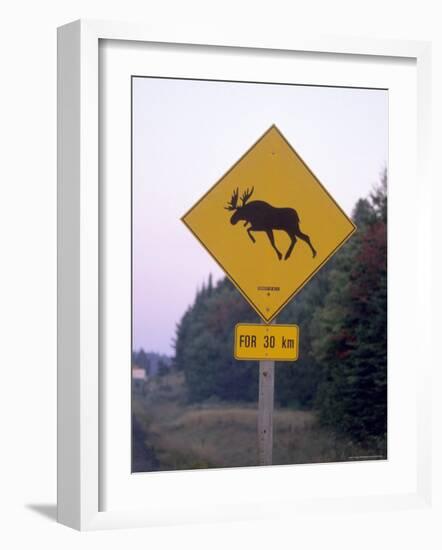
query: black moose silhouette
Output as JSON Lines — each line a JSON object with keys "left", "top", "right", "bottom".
{"left": 225, "top": 187, "right": 317, "bottom": 261}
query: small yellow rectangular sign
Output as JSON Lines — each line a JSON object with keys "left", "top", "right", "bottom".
{"left": 234, "top": 324, "right": 299, "bottom": 361}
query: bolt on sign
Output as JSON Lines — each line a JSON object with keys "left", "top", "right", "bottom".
{"left": 182, "top": 125, "right": 356, "bottom": 323}
{"left": 234, "top": 324, "right": 299, "bottom": 362}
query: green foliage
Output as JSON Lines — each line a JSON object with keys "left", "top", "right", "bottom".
{"left": 274, "top": 265, "right": 332, "bottom": 409}
{"left": 157, "top": 360, "right": 169, "bottom": 377}
{"left": 174, "top": 278, "right": 260, "bottom": 402}
{"left": 312, "top": 175, "right": 387, "bottom": 443}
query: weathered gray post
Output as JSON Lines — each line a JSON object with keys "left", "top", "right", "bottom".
{"left": 258, "top": 320, "right": 275, "bottom": 466}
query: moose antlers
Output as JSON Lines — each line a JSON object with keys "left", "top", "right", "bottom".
{"left": 225, "top": 187, "right": 254, "bottom": 210}
{"left": 240, "top": 187, "right": 254, "bottom": 205}
{"left": 225, "top": 188, "right": 239, "bottom": 211}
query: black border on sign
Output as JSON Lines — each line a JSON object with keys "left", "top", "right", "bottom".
{"left": 179, "top": 121, "right": 357, "bottom": 323}
{"left": 234, "top": 323, "right": 300, "bottom": 362}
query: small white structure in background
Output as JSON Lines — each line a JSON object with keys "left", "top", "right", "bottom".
{"left": 132, "top": 366, "right": 147, "bottom": 393}
{"left": 132, "top": 367, "right": 146, "bottom": 381}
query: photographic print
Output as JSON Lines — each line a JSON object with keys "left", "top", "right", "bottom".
{"left": 131, "top": 76, "right": 388, "bottom": 472}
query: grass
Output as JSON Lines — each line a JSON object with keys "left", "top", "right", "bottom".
{"left": 133, "top": 370, "right": 384, "bottom": 472}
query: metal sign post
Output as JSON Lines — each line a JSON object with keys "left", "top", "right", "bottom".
{"left": 258, "top": 356, "right": 275, "bottom": 466}
{"left": 257, "top": 319, "right": 275, "bottom": 466}
{"left": 234, "top": 319, "right": 297, "bottom": 465}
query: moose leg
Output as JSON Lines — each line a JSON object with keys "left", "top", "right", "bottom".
{"left": 284, "top": 234, "right": 297, "bottom": 260}
{"left": 296, "top": 229, "right": 317, "bottom": 258}
{"left": 247, "top": 227, "right": 256, "bottom": 243}
{"left": 266, "top": 230, "right": 282, "bottom": 260}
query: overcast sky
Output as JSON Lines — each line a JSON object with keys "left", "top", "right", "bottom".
{"left": 132, "top": 77, "right": 388, "bottom": 355}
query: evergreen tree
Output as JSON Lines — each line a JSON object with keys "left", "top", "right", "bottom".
{"left": 312, "top": 175, "right": 387, "bottom": 444}
{"left": 174, "top": 278, "right": 260, "bottom": 402}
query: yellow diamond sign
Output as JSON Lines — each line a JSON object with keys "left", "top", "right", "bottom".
{"left": 182, "top": 125, "right": 356, "bottom": 322}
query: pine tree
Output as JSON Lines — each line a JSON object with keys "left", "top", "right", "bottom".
{"left": 312, "top": 176, "right": 387, "bottom": 445}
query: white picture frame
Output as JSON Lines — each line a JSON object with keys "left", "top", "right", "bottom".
{"left": 57, "top": 19, "right": 432, "bottom": 531}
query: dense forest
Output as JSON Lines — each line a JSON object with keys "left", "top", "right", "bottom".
{"left": 173, "top": 173, "right": 387, "bottom": 449}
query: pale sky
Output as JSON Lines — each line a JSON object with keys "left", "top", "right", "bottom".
{"left": 132, "top": 77, "right": 388, "bottom": 355}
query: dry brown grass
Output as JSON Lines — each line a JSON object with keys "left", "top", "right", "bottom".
{"left": 134, "top": 371, "right": 381, "bottom": 471}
